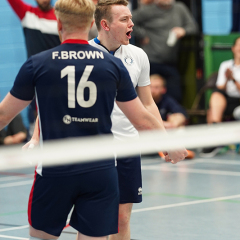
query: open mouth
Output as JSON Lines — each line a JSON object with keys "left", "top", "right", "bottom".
{"left": 126, "top": 31, "right": 132, "bottom": 39}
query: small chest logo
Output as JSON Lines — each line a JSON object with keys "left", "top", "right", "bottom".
{"left": 124, "top": 56, "right": 134, "bottom": 65}
{"left": 138, "top": 187, "right": 142, "bottom": 195}
{"left": 63, "top": 115, "right": 72, "bottom": 124}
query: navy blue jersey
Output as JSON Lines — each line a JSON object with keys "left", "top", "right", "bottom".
{"left": 10, "top": 39, "right": 137, "bottom": 176}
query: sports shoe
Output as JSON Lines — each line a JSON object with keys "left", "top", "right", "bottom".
{"left": 199, "top": 146, "right": 223, "bottom": 158}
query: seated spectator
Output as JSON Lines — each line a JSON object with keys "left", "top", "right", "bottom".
{"left": 0, "top": 114, "right": 27, "bottom": 146}
{"left": 150, "top": 74, "right": 188, "bottom": 128}
{"left": 201, "top": 37, "right": 240, "bottom": 157}
{"left": 150, "top": 74, "right": 195, "bottom": 159}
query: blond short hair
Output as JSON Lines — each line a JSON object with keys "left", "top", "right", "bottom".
{"left": 55, "top": 0, "right": 95, "bottom": 32}
{"left": 95, "top": 0, "right": 129, "bottom": 30}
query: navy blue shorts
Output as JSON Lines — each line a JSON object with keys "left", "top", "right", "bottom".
{"left": 116, "top": 155, "right": 142, "bottom": 204}
{"left": 28, "top": 167, "right": 119, "bottom": 237}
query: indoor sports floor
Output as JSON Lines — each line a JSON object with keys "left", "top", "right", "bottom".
{"left": 1, "top": 151, "right": 240, "bottom": 240}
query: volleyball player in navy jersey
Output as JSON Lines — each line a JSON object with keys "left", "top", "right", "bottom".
{"left": 0, "top": 0, "right": 187, "bottom": 239}
{"left": 23, "top": 1, "right": 188, "bottom": 239}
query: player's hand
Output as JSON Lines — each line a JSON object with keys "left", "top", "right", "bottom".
{"left": 163, "top": 149, "right": 188, "bottom": 164}
{"left": 22, "top": 138, "right": 39, "bottom": 151}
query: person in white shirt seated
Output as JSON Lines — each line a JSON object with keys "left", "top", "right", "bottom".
{"left": 201, "top": 37, "right": 240, "bottom": 157}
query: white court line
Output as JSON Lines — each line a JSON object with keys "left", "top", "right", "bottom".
{"left": 132, "top": 194, "right": 240, "bottom": 213}
{"left": 0, "top": 175, "right": 33, "bottom": 183}
{"left": 194, "top": 158, "right": 240, "bottom": 165}
{"left": 0, "top": 235, "right": 28, "bottom": 240}
{"left": 0, "top": 180, "right": 33, "bottom": 189}
{"left": 0, "top": 176, "right": 24, "bottom": 182}
{"left": 141, "top": 158, "right": 207, "bottom": 169}
{"left": 141, "top": 165, "right": 240, "bottom": 176}
{"left": 0, "top": 225, "right": 28, "bottom": 233}
{"left": 143, "top": 157, "right": 240, "bottom": 166}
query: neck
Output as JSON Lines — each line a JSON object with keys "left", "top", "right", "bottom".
{"left": 61, "top": 32, "right": 89, "bottom": 43}
{"left": 98, "top": 32, "right": 121, "bottom": 52}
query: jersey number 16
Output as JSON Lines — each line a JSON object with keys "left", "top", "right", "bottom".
{"left": 61, "top": 65, "right": 97, "bottom": 108}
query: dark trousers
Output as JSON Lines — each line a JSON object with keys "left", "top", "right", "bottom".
{"left": 150, "top": 62, "right": 182, "bottom": 103}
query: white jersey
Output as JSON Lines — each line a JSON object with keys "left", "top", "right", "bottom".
{"left": 89, "top": 38, "right": 150, "bottom": 140}
{"left": 216, "top": 59, "right": 240, "bottom": 98}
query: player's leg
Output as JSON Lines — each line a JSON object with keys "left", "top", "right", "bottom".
{"left": 109, "top": 203, "right": 133, "bottom": 240}
{"left": 109, "top": 156, "right": 142, "bottom": 240}
{"left": 29, "top": 227, "right": 58, "bottom": 239}
{"left": 77, "top": 232, "right": 107, "bottom": 240}
{"left": 28, "top": 172, "right": 78, "bottom": 239}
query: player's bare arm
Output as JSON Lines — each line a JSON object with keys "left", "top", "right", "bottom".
{"left": 0, "top": 93, "right": 31, "bottom": 130}
{"left": 136, "top": 85, "right": 165, "bottom": 128}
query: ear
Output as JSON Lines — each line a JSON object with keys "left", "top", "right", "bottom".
{"left": 57, "top": 18, "right": 62, "bottom": 32}
{"left": 100, "top": 19, "right": 110, "bottom": 31}
{"left": 57, "top": 18, "right": 63, "bottom": 42}
{"left": 90, "top": 19, "right": 95, "bottom": 29}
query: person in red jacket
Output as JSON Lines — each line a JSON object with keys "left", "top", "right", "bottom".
{"left": 6, "top": 0, "right": 61, "bottom": 137}
{"left": 7, "top": 0, "right": 61, "bottom": 57}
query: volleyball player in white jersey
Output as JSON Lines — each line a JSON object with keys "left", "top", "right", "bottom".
{"left": 88, "top": 1, "right": 187, "bottom": 239}
{"left": 25, "top": 0, "right": 187, "bottom": 239}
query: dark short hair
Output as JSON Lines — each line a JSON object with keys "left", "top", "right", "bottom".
{"left": 95, "top": 0, "right": 129, "bottom": 30}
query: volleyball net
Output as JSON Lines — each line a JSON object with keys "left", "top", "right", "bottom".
{"left": 0, "top": 121, "right": 240, "bottom": 171}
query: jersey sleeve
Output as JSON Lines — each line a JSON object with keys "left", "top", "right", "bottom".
{"left": 116, "top": 60, "right": 137, "bottom": 102}
{"left": 137, "top": 49, "right": 151, "bottom": 87}
{"left": 216, "top": 61, "right": 229, "bottom": 87}
{"left": 7, "top": 0, "right": 31, "bottom": 20}
{"left": 10, "top": 57, "right": 35, "bottom": 101}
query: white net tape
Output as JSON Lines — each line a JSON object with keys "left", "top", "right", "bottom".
{"left": 0, "top": 121, "right": 240, "bottom": 171}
